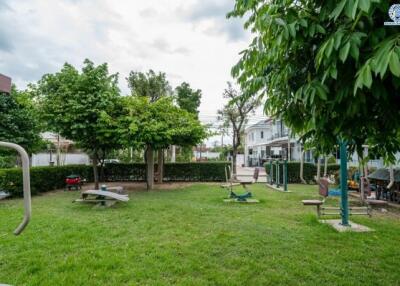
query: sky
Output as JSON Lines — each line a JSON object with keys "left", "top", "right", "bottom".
{"left": 0, "top": 0, "right": 266, "bottom": 145}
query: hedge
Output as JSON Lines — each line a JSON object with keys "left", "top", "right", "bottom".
{"left": 264, "top": 162, "right": 340, "bottom": 183}
{"left": 0, "top": 165, "right": 93, "bottom": 197}
{"left": 0, "top": 162, "right": 230, "bottom": 197}
{"left": 103, "top": 162, "right": 230, "bottom": 182}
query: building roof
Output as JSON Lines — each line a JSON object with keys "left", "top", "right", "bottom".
{"left": 244, "top": 118, "right": 272, "bottom": 132}
{"left": 0, "top": 74, "right": 11, "bottom": 94}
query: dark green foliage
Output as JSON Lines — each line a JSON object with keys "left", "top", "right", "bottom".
{"left": 230, "top": 1, "right": 400, "bottom": 161}
{"left": 264, "top": 162, "right": 340, "bottom": 183}
{"left": 0, "top": 87, "right": 43, "bottom": 154}
{"left": 0, "top": 165, "right": 93, "bottom": 197}
{"left": 175, "top": 82, "right": 202, "bottom": 116}
{"left": 163, "top": 162, "right": 230, "bottom": 182}
{"left": 103, "top": 163, "right": 146, "bottom": 181}
{"left": 127, "top": 69, "right": 171, "bottom": 102}
{"left": 0, "top": 162, "right": 229, "bottom": 197}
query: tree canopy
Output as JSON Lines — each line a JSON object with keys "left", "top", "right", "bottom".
{"left": 38, "top": 59, "right": 124, "bottom": 188}
{"left": 0, "top": 85, "right": 43, "bottom": 155}
{"left": 229, "top": 1, "right": 400, "bottom": 161}
{"left": 123, "top": 96, "right": 206, "bottom": 150}
{"left": 127, "top": 70, "right": 172, "bottom": 102}
{"left": 175, "top": 82, "right": 202, "bottom": 116}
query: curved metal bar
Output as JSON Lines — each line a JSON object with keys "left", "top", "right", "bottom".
{"left": 0, "top": 142, "right": 31, "bottom": 235}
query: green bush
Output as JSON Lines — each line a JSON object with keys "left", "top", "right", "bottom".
{"left": 0, "top": 165, "right": 93, "bottom": 197}
{"left": 0, "top": 162, "right": 230, "bottom": 197}
{"left": 103, "top": 163, "right": 146, "bottom": 181}
{"left": 163, "top": 162, "right": 230, "bottom": 182}
{"left": 264, "top": 162, "right": 340, "bottom": 184}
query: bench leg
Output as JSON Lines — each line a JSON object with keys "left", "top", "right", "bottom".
{"left": 317, "top": 205, "right": 321, "bottom": 218}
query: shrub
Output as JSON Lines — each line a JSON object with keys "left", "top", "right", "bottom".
{"left": 264, "top": 162, "right": 340, "bottom": 184}
{"left": 0, "top": 165, "right": 93, "bottom": 197}
{"left": 0, "top": 162, "right": 230, "bottom": 197}
{"left": 163, "top": 162, "right": 230, "bottom": 182}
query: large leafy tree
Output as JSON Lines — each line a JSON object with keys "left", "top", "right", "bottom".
{"left": 126, "top": 69, "right": 172, "bottom": 174}
{"left": 38, "top": 59, "right": 124, "bottom": 189}
{"left": 0, "top": 85, "right": 44, "bottom": 158}
{"left": 175, "top": 82, "right": 202, "bottom": 116}
{"left": 218, "top": 82, "right": 259, "bottom": 177}
{"left": 123, "top": 96, "right": 206, "bottom": 190}
{"left": 229, "top": 1, "right": 400, "bottom": 161}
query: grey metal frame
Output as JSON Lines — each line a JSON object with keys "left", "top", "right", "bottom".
{"left": 0, "top": 142, "right": 31, "bottom": 235}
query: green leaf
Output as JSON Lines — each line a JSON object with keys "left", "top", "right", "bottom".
{"left": 275, "top": 18, "right": 286, "bottom": 26}
{"left": 362, "top": 65, "right": 372, "bottom": 88}
{"left": 330, "top": 0, "right": 347, "bottom": 20}
{"left": 288, "top": 22, "right": 296, "bottom": 37}
{"left": 339, "top": 42, "right": 351, "bottom": 62}
{"left": 325, "top": 39, "right": 334, "bottom": 58}
{"left": 345, "top": 0, "right": 359, "bottom": 19}
{"left": 389, "top": 51, "right": 400, "bottom": 77}
{"left": 349, "top": 43, "right": 360, "bottom": 61}
{"left": 358, "top": 0, "right": 371, "bottom": 12}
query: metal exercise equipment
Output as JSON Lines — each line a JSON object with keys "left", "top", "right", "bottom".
{"left": 0, "top": 142, "right": 32, "bottom": 235}
{"left": 266, "top": 159, "right": 288, "bottom": 192}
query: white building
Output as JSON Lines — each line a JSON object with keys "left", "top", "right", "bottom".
{"left": 31, "top": 132, "right": 90, "bottom": 167}
{"left": 244, "top": 119, "right": 399, "bottom": 168}
{"left": 244, "top": 119, "right": 311, "bottom": 167}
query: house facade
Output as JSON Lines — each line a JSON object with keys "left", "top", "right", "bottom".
{"left": 244, "top": 119, "right": 400, "bottom": 168}
{"left": 244, "top": 119, "right": 313, "bottom": 167}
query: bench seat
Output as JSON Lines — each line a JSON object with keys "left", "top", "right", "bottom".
{"left": 302, "top": 199, "right": 324, "bottom": 206}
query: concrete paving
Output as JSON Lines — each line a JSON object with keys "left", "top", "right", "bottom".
{"left": 236, "top": 166, "right": 267, "bottom": 183}
{"left": 320, "top": 219, "right": 374, "bottom": 232}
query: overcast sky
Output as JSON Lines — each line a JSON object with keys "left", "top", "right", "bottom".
{"left": 0, "top": 0, "right": 266, "bottom": 145}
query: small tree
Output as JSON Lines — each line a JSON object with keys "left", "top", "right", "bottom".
{"left": 218, "top": 82, "right": 259, "bottom": 177}
{"left": 38, "top": 59, "right": 124, "bottom": 189}
{"left": 175, "top": 82, "right": 202, "bottom": 117}
{"left": 123, "top": 97, "right": 206, "bottom": 190}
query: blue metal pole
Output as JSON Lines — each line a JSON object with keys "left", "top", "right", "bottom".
{"left": 340, "top": 141, "right": 350, "bottom": 226}
{"left": 284, "top": 159, "right": 288, "bottom": 192}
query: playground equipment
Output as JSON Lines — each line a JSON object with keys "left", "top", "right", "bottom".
{"left": 0, "top": 142, "right": 32, "bottom": 235}
{"left": 74, "top": 185, "right": 129, "bottom": 207}
{"left": 314, "top": 156, "right": 342, "bottom": 196}
{"left": 266, "top": 159, "right": 288, "bottom": 192}
{"left": 303, "top": 177, "right": 371, "bottom": 217}
{"left": 220, "top": 165, "right": 259, "bottom": 203}
{"left": 302, "top": 141, "right": 371, "bottom": 227}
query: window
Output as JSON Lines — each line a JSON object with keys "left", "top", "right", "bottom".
{"left": 261, "top": 131, "right": 264, "bottom": 139}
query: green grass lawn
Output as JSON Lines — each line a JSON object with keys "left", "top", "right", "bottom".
{"left": 1, "top": 183, "right": 400, "bottom": 286}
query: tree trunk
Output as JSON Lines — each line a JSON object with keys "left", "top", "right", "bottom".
{"left": 171, "top": 145, "right": 176, "bottom": 163}
{"left": 146, "top": 145, "right": 154, "bottom": 190}
{"left": 92, "top": 153, "right": 99, "bottom": 190}
{"left": 157, "top": 149, "right": 164, "bottom": 183}
{"left": 232, "top": 148, "right": 237, "bottom": 178}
